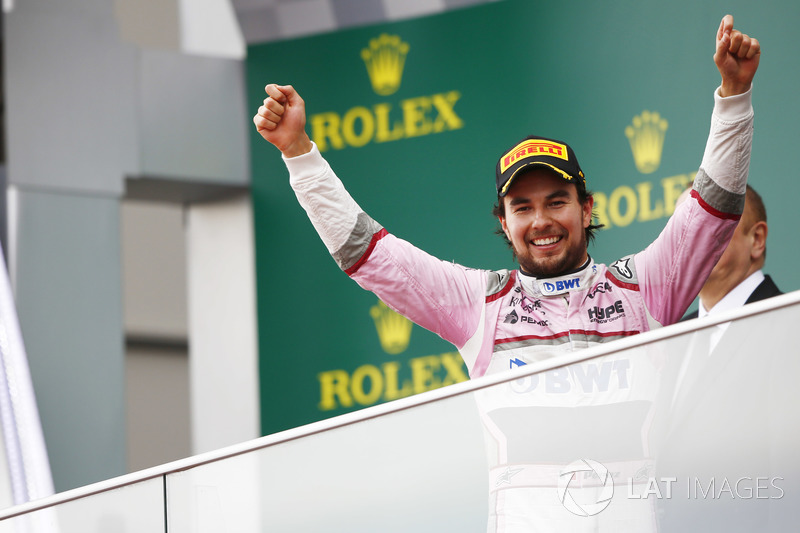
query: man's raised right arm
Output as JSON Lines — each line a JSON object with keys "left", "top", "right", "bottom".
{"left": 254, "top": 83, "right": 374, "bottom": 266}
{"left": 253, "top": 84, "right": 487, "bottom": 361}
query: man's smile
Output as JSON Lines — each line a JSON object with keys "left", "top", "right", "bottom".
{"left": 532, "top": 236, "right": 563, "bottom": 246}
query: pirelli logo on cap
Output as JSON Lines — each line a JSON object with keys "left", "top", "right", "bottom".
{"left": 500, "top": 140, "right": 569, "bottom": 173}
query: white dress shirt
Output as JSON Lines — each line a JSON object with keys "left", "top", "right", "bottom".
{"left": 698, "top": 269, "right": 764, "bottom": 352}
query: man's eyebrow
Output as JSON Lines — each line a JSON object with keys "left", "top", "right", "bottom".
{"left": 508, "top": 189, "right": 571, "bottom": 206}
{"left": 546, "top": 189, "right": 571, "bottom": 200}
{"left": 508, "top": 196, "right": 530, "bottom": 206}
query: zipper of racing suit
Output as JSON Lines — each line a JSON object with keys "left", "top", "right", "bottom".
{"left": 563, "top": 294, "right": 572, "bottom": 349}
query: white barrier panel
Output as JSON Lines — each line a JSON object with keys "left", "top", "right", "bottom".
{"left": 0, "top": 477, "right": 162, "bottom": 533}
{"left": 0, "top": 292, "right": 798, "bottom": 532}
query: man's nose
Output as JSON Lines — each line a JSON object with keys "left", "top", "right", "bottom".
{"left": 528, "top": 209, "right": 552, "bottom": 231}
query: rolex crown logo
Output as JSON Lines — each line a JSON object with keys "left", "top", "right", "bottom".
{"left": 370, "top": 299, "right": 412, "bottom": 354}
{"left": 361, "top": 34, "right": 409, "bottom": 96}
{"left": 625, "top": 111, "right": 668, "bottom": 174}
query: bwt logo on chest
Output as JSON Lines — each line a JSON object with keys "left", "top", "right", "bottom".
{"left": 542, "top": 278, "right": 580, "bottom": 294}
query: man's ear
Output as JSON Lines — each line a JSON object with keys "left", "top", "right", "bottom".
{"left": 583, "top": 195, "right": 595, "bottom": 228}
{"left": 499, "top": 215, "right": 510, "bottom": 241}
{"left": 750, "top": 220, "right": 767, "bottom": 262}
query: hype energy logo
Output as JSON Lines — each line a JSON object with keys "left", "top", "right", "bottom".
{"left": 558, "top": 459, "right": 614, "bottom": 516}
{"left": 309, "top": 34, "right": 464, "bottom": 152}
{"left": 592, "top": 109, "right": 696, "bottom": 230}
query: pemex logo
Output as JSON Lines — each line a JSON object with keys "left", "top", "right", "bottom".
{"left": 361, "top": 34, "right": 410, "bottom": 96}
{"left": 558, "top": 459, "right": 614, "bottom": 516}
{"left": 625, "top": 111, "right": 668, "bottom": 174}
{"left": 370, "top": 299, "right": 413, "bottom": 354}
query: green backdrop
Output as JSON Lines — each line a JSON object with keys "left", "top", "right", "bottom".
{"left": 247, "top": 0, "right": 799, "bottom": 435}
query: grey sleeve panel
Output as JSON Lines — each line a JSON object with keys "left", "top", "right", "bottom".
{"left": 608, "top": 255, "right": 639, "bottom": 285}
{"left": 693, "top": 168, "right": 745, "bottom": 216}
{"left": 485, "top": 269, "right": 512, "bottom": 297}
{"left": 332, "top": 211, "right": 384, "bottom": 271}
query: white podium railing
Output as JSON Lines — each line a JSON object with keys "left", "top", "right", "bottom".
{"left": 0, "top": 291, "right": 798, "bottom": 532}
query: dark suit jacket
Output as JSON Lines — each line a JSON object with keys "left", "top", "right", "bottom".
{"left": 658, "top": 274, "right": 787, "bottom": 530}
{"left": 681, "top": 274, "right": 783, "bottom": 321}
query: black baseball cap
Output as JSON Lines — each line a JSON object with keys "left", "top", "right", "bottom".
{"left": 496, "top": 136, "right": 586, "bottom": 197}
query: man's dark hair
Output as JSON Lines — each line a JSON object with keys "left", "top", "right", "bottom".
{"left": 491, "top": 179, "right": 604, "bottom": 258}
{"left": 745, "top": 184, "right": 766, "bottom": 225}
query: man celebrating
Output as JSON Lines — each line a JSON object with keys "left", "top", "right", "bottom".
{"left": 253, "top": 15, "right": 760, "bottom": 380}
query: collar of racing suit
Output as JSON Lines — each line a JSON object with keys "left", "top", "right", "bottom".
{"left": 518, "top": 256, "right": 599, "bottom": 297}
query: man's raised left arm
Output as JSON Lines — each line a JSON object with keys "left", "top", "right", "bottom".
{"left": 635, "top": 15, "right": 761, "bottom": 326}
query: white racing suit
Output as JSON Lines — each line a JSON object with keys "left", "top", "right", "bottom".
{"left": 281, "top": 87, "right": 753, "bottom": 531}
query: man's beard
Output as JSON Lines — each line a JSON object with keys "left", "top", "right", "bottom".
{"left": 515, "top": 236, "right": 588, "bottom": 278}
